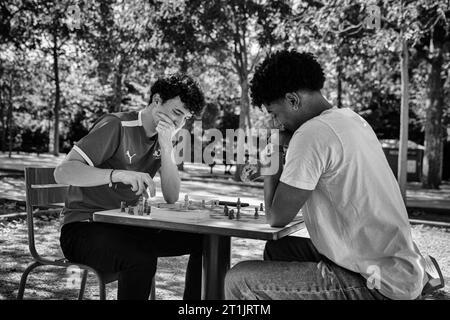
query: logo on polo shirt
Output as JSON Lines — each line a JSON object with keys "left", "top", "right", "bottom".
{"left": 126, "top": 150, "right": 136, "bottom": 164}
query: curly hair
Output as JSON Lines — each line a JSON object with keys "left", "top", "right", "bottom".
{"left": 250, "top": 50, "right": 325, "bottom": 107}
{"left": 150, "top": 73, "right": 205, "bottom": 116}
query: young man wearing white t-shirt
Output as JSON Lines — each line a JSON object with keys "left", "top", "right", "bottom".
{"left": 224, "top": 50, "right": 429, "bottom": 300}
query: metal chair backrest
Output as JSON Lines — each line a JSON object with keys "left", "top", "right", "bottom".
{"left": 24, "top": 167, "right": 68, "bottom": 264}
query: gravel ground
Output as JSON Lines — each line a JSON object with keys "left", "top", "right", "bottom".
{"left": 0, "top": 216, "right": 448, "bottom": 300}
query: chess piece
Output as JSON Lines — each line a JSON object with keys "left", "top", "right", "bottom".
{"left": 260, "top": 203, "right": 264, "bottom": 212}
{"left": 144, "top": 199, "right": 151, "bottom": 215}
{"left": 184, "top": 194, "right": 189, "bottom": 209}
{"left": 236, "top": 198, "right": 241, "bottom": 219}
{"left": 228, "top": 209, "right": 234, "bottom": 220}
{"left": 120, "top": 201, "right": 126, "bottom": 213}
{"left": 137, "top": 197, "right": 144, "bottom": 215}
{"left": 254, "top": 207, "right": 259, "bottom": 219}
{"left": 224, "top": 205, "right": 229, "bottom": 216}
{"left": 202, "top": 200, "right": 206, "bottom": 208}
{"left": 128, "top": 206, "right": 134, "bottom": 215}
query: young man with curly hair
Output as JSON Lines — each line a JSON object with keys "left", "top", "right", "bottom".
{"left": 224, "top": 50, "right": 429, "bottom": 300}
{"left": 55, "top": 74, "right": 205, "bottom": 300}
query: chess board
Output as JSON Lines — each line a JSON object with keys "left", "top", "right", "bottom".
{"left": 152, "top": 200, "right": 222, "bottom": 212}
{"left": 94, "top": 200, "right": 305, "bottom": 241}
{"left": 121, "top": 200, "right": 263, "bottom": 222}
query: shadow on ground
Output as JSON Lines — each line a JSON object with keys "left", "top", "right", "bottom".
{"left": 0, "top": 217, "right": 266, "bottom": 300}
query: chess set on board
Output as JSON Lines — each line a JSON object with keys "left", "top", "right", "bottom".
{"left": 120, "top": 194, "right": 265, "bottom": 221}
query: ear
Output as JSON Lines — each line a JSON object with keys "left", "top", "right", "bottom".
{"left": 177, "top": 117, "right": 186, "bottom": 131}
{"left": 285, "top": 92, "right": 301, "bottom": 110}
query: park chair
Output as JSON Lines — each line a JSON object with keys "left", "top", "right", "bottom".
{"left": 17, "top": 167, "right": 155, "bottom": 300}
{"left": 421, "top": 255, "right": 445, "bottom": 297}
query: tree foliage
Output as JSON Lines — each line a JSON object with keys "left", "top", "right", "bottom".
{"left": 0, "top": 0, "right": 448, "bottom": 185}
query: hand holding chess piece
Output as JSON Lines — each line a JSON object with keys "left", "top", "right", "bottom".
{"left": 111, "top": 170, "right": 156, "bottom": 197}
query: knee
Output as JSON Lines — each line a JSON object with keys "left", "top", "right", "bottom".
{"left": 225, "top": 261, "right": 257, "bottom": 300}
{"left": 186, "top": 233, "right": 203, "bottom": 256}
{"left": 125, "top": 255, "right": 157, "bottom": 274}
{"left": 263, "top": 240, "right": 278, "bottom": 260}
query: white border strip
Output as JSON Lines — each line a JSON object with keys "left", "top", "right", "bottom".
{"left": 73, "top": 145, "right": 94, "bottom": 167}
{"left": 121, "top": 120, "right": 140, "bottom": 127}
{"left": 138, "top": 110, "right": 143, "bottom": 126}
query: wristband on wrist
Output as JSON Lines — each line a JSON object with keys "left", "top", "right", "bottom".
{"left": 109, "top": 169, "right": 115, "bottom": 187}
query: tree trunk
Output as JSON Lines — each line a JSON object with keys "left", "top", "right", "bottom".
{"left": 48, "top": 118, "right": 54, "bottom": 154}
{"left": 52, "top": 25, "right": 61, "bottom": 156}
{"left": 398, "top": 37, "right": 409, "bottom": 201}
{"left": 180, "top": 53, "right": 188, "bottom": 74}
{"left": 0, "top": 62, "right": 4, "bottom": 153}
{"left": 175, "top": 54, "right": 188, "bottom": 172}
{"left": 422, "top": 45, "right": 444, "bottom": 189}
{"left": 111, "top": 59, "right": 124, "bottom": 113}
{"left": 336, "top": 58, "right": 343, "bottom": 109}
{"left": 7, "top": 82, "right": 13, "bottom": 158}
{"left": 232, "top": 10, "right": 250, "bottom": 182}
{"left": 335, "top": 37, "right": 344, "bottom": 109}
{"left": 0, "top": 88, "right": 6, "bottom": 153}
{"left": 238, "top": 77, "right": 249, "bottom": 130}
{"left": 234, "top": 75, "right": 250, "bottom": 182}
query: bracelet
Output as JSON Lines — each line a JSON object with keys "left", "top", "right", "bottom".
{"left": 108, "top": 169, "right": 115, "bottom": 187}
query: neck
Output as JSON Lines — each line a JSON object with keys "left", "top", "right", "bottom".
{"left": 310, "top": 92, "right": 333, "bottom": 117}
{"left": 141, "top": 108, "right": 158, "bottom": 138}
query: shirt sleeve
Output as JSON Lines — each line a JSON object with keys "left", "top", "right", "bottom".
{"left": 72, "top": 115, "right": 122, "bottom": 167}
{"left": 280, "top": 121, "right": 334, "bottom": 191}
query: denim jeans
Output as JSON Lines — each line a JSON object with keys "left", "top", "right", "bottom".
{"left": 60, "top": 221, "right": 203, "bottom": 300}
{"left": 225, "top": 236, "right": 388, "bottom": 300}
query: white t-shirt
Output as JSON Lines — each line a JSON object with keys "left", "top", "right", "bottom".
{"left": 280, "top": 107, "right": 427, "bottom": 300}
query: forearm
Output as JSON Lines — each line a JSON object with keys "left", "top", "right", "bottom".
{"left": 54, "top": 161, "right": 112, "bottom": 187}
{"left": 263, "top": 150, "right": 284, "bottom": 224}
{"left": 159, "top": 146, "right": 180, "bottom": 203}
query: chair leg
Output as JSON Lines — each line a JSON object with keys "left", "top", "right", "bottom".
{"left": 17, "top": 261, "right": 43, "bottom": 300}
{"left": 99, "top": 280, "right": 106, "bottom": 300}
{"left": 149, "top": 276, "right": 156, "bottom": 300}
{"left": 77, "top": 269, "right": 88, "bottom": 300}
{"left": 95, "top": 273, "right": 106, "bottom": 300}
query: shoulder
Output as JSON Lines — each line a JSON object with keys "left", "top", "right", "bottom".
{"left": 288, "top": 116, "right": 342, "bottom": 158}
{"left": 91, "top": 114, "right": 121, "bottom": 129}
{"left": 91, "top": 111, "right": 140, "bottom": 130}
{"left": 293, "top": 116, "right": 336, "bottom": 143}
{"left": 112, "top": 111, "right": 139, "bottom": 122}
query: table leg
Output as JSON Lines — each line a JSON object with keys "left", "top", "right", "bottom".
{"left": 201, "top": 234, "right": 231, "bottom": 300}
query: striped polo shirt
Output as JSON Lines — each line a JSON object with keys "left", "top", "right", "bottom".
{"left": 61, "top": 110, "right": 161, "bottom": 225}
